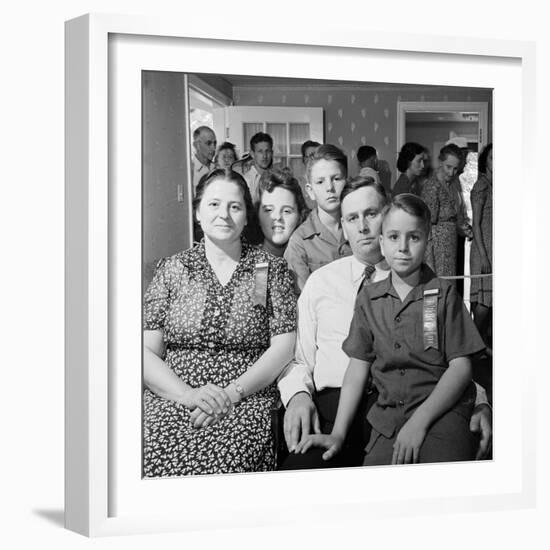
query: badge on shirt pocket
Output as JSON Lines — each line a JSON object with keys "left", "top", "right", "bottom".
{"left": 422, "top": 288, "right": 439, "bottom": 350}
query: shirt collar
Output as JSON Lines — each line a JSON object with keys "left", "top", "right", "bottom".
{"left": 368, "top": 263, "right": 438, "bottom": 299}
{"left": 194, "top": 153, "right": 212, "bottom": 170}
{"left": 247, "top": 163, "right": 260, "bottom": 177}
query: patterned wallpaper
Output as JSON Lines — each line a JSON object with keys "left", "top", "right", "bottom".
{"left": 234, "top": 86, "right": 492, "bottom": 181}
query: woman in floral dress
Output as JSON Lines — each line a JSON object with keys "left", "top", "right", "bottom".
{"left": 143, "top": 169, "right": 297, "bottom": 477}
{"left": 470, "top": 143, "right": 493, "bottom": 348}
{"left": 420, "top": 144, "right": 462, "bottom": 277}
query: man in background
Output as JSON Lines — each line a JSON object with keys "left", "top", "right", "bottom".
{"left": 192, "top": 126, "right": 217, "bottom": 190}
{"left": 234, "top": 132, "right": 274, "bottom": 203}
{"left": 357, "top": 145, "right": 381, "bottom": 185}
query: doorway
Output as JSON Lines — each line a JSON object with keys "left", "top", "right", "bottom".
{"left": 396, "top": 101, "right": 489, "bottom": 309}
{"left": 397, "top": 101, "right": 488, "bottom": 156}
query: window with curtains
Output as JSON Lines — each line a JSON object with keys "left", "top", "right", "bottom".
{"left": 243, "top": 122, "right": 312, "bottom": 179}
{"left": 223, "top": 106, "right": 324, "bottom": 181}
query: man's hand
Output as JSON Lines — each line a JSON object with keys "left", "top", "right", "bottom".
{"left": 470, "top": 403, "right": 492, "bottom": 459}
{"left": 283, "top": 392, "right": 321, "bottom": 452}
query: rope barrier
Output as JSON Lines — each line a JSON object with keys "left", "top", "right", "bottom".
{"left": 440, "top": 273, "right": 492, "bottom": 280}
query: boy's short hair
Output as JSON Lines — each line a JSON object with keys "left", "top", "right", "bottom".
{"left": 301, "top": 140, "right": 321, "bottom": 159}
{"left": 306, "top": 144, "right": 348, "bottom": 183}
{"left": 385, "top": 193, "right": 431, "bottom": 234}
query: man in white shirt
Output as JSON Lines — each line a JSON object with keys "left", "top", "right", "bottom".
{"left": 192, "top": 126, "right": 217, "bottom": 191}
{"left": 277, "top": 176, "right": 492, "bottom": 469}
{"left": 234, "top": 132, "right": 274, "bottom": 203}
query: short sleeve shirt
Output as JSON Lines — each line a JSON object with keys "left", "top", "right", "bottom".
{"left": 283, "top": 209, "right": 352, "bottom": 292}
{"left": 342, "top": 265, "right": 486, "bottom": 438}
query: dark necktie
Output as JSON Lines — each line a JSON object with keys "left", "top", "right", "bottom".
{"left": 358, "top": 263, "right": 376, "bottom": 294}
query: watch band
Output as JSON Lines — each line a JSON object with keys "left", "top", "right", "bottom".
{"left": 233, "top": 381, "right": 245, "bottom": 400}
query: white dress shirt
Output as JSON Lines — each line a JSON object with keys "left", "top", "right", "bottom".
{"left": 277, "top": 255, "right": 389, "bottom": 406}
{"left": 242, "top": 163, "right": 262, "bottom": 202}
{"left": 192, "top": 154, "right": 213, "bottom": 191}
{"left": 277, "top": 254, "right": 489, "bottom": 408}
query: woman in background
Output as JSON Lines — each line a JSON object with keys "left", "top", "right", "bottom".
{"left": 420, "top": 144, "right": 462, "bottom": 277}
{"left": 393, "top": 142, "right": 425, "bottom": 196}
{"left": 214, "top": 141, "right": 238, "bottom": 169}
{"left": 143, "top": 169, "right": 296, "bottom": 476}
{"left": 257, "top": 168, "right": 309, "bottom": 257}
{"left": 470, "top": 143, "right": 493, "bottom": 349}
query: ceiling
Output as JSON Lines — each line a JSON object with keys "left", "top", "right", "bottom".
{"left": 203, "top": 73, "right": 489, "bottom": 93}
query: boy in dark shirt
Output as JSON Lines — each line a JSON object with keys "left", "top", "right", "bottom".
{"left": 295, "top": 193, "right": 485, "bottom": 465}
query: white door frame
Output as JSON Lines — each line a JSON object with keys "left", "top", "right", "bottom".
{"left": 396, "top": 101, "right": 489, "bottom": 153}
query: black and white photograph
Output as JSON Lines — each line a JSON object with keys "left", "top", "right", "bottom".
{"left": 53, "top": 5, "right": 545, "bottom": 544}
{"left": 142, "top": 71, "right": 494, "bottom": 477}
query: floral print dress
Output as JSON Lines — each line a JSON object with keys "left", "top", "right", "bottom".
{"left": 143, "top": 240, "right": 296, "bottom": 477}
{"left": 420, "top": 174, "right": 459, "bottom": 277}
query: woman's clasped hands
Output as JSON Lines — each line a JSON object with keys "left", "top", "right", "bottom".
{"left": 182, "top": 384, "right": 233, "bottom": 429}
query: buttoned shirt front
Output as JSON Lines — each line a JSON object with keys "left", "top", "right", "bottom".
{"left": 277, "top": 255, "right": 390, "bottom": 406}
{"left": 342, "top": 265, "right": 485, "bottom": 438}
{"left": 283, "top": 208, "right": 352, "bottom": 292}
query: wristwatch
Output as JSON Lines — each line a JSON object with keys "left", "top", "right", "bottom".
{"left": 232, "top": 381, "right": 245, "bottom": 401}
